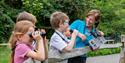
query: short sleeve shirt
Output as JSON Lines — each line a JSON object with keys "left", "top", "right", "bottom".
{"left": 50, "top": 30, "right": 69, "bottom": 51}
{"left": 14, "top": 42, "right": 33, "bottom": 63}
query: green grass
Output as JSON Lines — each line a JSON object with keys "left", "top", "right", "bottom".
{"left": 0, "top": 46, "right": 11, "bottom": 63}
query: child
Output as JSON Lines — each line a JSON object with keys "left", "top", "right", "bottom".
{"left": 49, "top": 11, "right": 83, "bottom": 63}
{"left": 16, "top": 11, "right": 48, "bottom": 61}
{"left": 16, "top": 11, "right": 37, "bottom": 25}
{"left": 68, "top": 9, "right": 103, "bottom": 63}
{"left": 9, "top": 21, "right": 45, "bottom": 63}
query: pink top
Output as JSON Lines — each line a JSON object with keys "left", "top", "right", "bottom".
{"left": 14, "top": 42, "right": 33, "bottom": 63}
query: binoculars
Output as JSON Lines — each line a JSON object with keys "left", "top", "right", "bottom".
{"left": 28, "top": 32, "right": 46, "bottom": 38}
{"left": 69, "top": 29, "right": 73, "bottom": 34}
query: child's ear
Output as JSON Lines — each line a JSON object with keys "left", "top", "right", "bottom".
{"left": 59, "top": 22, "right": 63, "bottom": 27}
{"left": 17, "top": 34, "right": 23, "bottom": 40}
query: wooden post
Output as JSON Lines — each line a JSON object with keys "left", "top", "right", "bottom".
{"left": 121, "top": 35, "right": 125, "bottom": 47}
{"left": 119, "top": 35, "right": 125, "bottom": 63}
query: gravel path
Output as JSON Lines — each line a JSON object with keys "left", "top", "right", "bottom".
{"left": 87, "top": 54, "right": 120, "bottom": 63}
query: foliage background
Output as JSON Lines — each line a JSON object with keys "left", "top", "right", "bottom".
{"left": 0, "top": 0, "right": 125, "bottom": 43}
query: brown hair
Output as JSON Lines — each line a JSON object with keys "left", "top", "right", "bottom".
{"left": 86, "top": 9, "right": 101, "bottom": 21}
{"left": 16, "top": 11, "right": 37, "bottom": 24}
{"left": 50, "top": 11, "right": 69, "bottom": 29}
{"left": 9, "top": 20, "right": 34, "bottom": 63}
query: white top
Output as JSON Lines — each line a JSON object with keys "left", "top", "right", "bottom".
{"left": 50, "top": 30, "right": 70, "bottom": 51}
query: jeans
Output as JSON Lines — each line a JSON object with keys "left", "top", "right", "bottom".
{"left": 68, "top": 56, "right": 87, "bottom": 63}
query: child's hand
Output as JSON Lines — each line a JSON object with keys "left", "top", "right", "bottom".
{"left": 40, "top": 29, "right": 46, "bottom": 34}
{"left": 77, "top": 32, "right": 86, "bottom": 41}
{"left": 32, "top": 31, "right": 42, "bottom": 41}
{"left": 64, "top": 28, "right": 71, "bottom": 38}
{"left": 72, "top": 29, "right": 78, "bottom": 37}
{"left": 98, "top": 31, "right": 104, "bottom": 36}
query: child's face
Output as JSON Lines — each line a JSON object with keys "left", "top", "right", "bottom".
{"left": 86, "top": 15, "right": 95, "bottom": 27}
{"left": 20, "top": 27, "right": 35, "bottom": 44}
{"left": 64, "top": 28, "right": 71, "bottom": 38}
{"left": 61, "top": 19, "right": 69, "bottom": 32}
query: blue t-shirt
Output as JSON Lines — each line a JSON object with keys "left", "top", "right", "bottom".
{"left": 70, "top": 19, "right": 95, "bottom": 48}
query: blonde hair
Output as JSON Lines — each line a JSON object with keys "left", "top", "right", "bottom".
{"left": 16, "top": 11, "right": 37, "bottom": 24}
{"left": 50, "top": 11, "right": 69, "bottom": 29}
{"left": 9, "top": 20, "right": 34, "bottom": 49}
{"left": 9, "top": 20, "right": 34, "bottom": 63}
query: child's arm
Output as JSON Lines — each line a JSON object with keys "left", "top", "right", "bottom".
{"left": 64, "top": 28, "right": 86, "bottom": 41}
{"left": 41, "top": 29, "right": 48, "bottom": 59}
{"left": 43, "top": 36, "right": 48, "bottom": 59}
{"left": 77, "top": 32, "right": 86, "bottom": 41}
{"left": 26, "top": 31, "right": 45, "bottom": 61}
{"left": 62, "top": 29, "right": 78, "bottom": 52}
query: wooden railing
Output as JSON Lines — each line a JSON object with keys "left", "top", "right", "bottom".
{"left": 106, "top": 39, "right": 115, "bottom": 44}
{"left": 119, "top": 35, "right": 125, "bottom": 63}
{"left": 0, "top": 38, "right": 123, "bottom": 63}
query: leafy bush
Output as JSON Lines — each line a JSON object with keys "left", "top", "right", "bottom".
{"left": 0, "top": 0, "right": 23, "bottom": 43}
{"left": 90, "top": 0, "right": 125, "bottom": 37}
{"left": 1, "top": 0, "right": 125, "bottom": 43}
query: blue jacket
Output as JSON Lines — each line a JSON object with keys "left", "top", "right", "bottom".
{"left": 70, "top": 19, "right": 95, "bottom": 48}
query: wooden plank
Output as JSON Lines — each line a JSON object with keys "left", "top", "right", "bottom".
{"left": 48, "top": 43, "right": 122, "bottom": 61}
{"left": 0, "top": 43, "right": 8, "bottom": 46}
{"left": 106, "top": 40, "right": 115, "bottom": 44}
{"left": 48, "top": 46, "right": 91, "bottom": 62}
